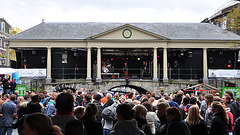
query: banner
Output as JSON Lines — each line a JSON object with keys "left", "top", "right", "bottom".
{"left": 208, "top": 69, "right": 240, "bottom": 78}
{"left": 222, "top": 87, "right": 240, "bottom": 98}
{"left": 16, "top": 85, "right": 27, "bottom": 96}
{"left": 17, "top": 69, "right": 46, "bottom": 78}
{"left": 10, "top": 49, "right": 17, "bottom": 61}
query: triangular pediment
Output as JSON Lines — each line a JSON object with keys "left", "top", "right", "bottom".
{"left": 88, "top": 24, "right": 168, "bottom": 40}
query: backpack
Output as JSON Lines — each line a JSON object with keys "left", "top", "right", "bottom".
{"left": 101, "top": 103, "right": 117, "bottom": 121}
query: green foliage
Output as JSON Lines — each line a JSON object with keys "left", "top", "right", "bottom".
{"left": 217, "top": 7, "right": 240, "bottom": 32}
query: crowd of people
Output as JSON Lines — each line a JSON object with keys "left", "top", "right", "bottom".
{"left": 0, "top": 79, "right": 240, "bottom": 135}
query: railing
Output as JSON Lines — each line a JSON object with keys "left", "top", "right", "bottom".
{"left": 52, "top": 68, "right": 87, "bottom": 79}
{"left": 167, "top": 68, "right": 203, "bottom": 80}
{"left": 102, "top": 68, "right": 153, "bottom": 79}
{"left": 52, "top": 67, "right": 203, "bottom": 80}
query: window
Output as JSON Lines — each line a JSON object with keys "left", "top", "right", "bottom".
{"left": 221, "top": 16, "right": 227, "bottom": 30}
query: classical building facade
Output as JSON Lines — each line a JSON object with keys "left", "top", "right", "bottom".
{"left": 6, "top": 22, "right": 240, "bottom": 83}
{"left": 0, "top": 18, "right": 12, "bottom": 66}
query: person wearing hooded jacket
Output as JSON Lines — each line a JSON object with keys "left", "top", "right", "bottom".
{"left": 109, "top": 103, "right": 145, "bottom": 135}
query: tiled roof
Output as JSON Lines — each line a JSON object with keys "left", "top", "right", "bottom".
{"left": 8, "top": 22, "right": 240, "bottom": 40}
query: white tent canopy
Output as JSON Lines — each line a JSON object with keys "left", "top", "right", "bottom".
{"left": 0, "top": 68, "right": 18, "bottom": 75}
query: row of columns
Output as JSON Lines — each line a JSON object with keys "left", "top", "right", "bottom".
{"left": 44, "top": 47, "right": 208, "bottom": 83}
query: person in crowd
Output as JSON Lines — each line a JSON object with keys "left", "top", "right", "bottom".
{"left": 102, "top": 93, "right": 108, "bottom": 104}
{"left": 201, "top": 94, "right": 213, "bottom": 131}
{"left": 74, "top": 106, "right": 85, "bottom": 120}
{"left": 185, "top": 105, "right": 207, "bottom": 135}
{"left": 45, "top": 92, "right": 57, "bottom": 117}
{"left": 201, "top": 94, "right": 212, "bottom": 119}
{"left": 83, "top": 94, "right": 92, "bottom": 107}
{"left": 109, "top": 103, "right": 145, "bottom": 135}
{"left": 75, "top": 91, "right": 83, "bottom": 106}
{"left": 122, "top": 62, "right": 128, "bottom": 79}
{"left": 22, "top": 112, "right": 62, "bottom": 135}
{"left": 143, "top": 102, "right": 159, "bottom": 135}
{"left": 15, "top": 101, "right": 28, "bottom": 135}
{"left": 80, "top": 103, "right": 103, "bottom": 135}
{"left": 156, "top": 102, "right": 169, "bottom": 135}
{"left": 1, "top": 77, "right": 8, "bottom": 96}
{"left": 119, "top": 95, "right": 126, "bottom": 103}
{"left": 3, "top": 79, "right": 11, "bottom": 95}
{"left": 225, "top": 91, "right": 239, "bottom": 119}
{"left": 27, "top": 94, "right": 43, "bottom": 113}
{"left": 165, "top": 107, "right": 191, "bottom": 135}
{"left": 208, "top": 101, "right": 229, "bottom": 135}
{"left": 9, "top": 79, "right": 16, "bottom": 94}
{"left": 104, "top": 93, "right": 114, "bottom": 108}
{"left": 222, "top": 94, "right": 236, "bottom": 120}
{"left": 64, "top": 119, "right": 85, "bottom": 135}
{"left": 173, "top": 90, "right": 184, "bottom": 106}
{"left": 13, "top": 95, "right": 43, "bottom": 135}
{"left": 0, "top": 81, "right": 2, "bottom": 95}
{"left": 0, "top": 94, "right": 17, "bottom": 135}
{"left": 16, "top": 96, "right": 24, "bottom": 111}
{"left": 148, "top": 97, "right": 156, "bottom": 111}
{"left": 0, "top": 94, "right": 4, "bottom": 107}
{"left": 234, "top": 116, "right": 240, "bottom": 135}
{"left": 184, "top": 96, "right": 197, "bottom": 116}
{"left": 165, "top": 96, "right": 179, "bottom": 109}
{"left": 113, "top": 94, "right": 121, "bottom": 104}
{"left": 179, "top": 96, "right": 190, "bottom": 120}
{"left": 102, "top": 92, "right": 115, "bottom": 135}
{"left": 92, "top": 93, "right": 104, "bottom": 121}
{"left": 133, "top": 104, "right": 152, "bottom": 135}
{"left": 72, "top": 93, "right": 80, "bottom": 107}
{"left": 197, "top": 92, "right": 205, "bottom": 108}
{"left": 221, "top": 101, "right": 234, "bottom": 134}
{"left": 43, "top": 90, "right": 49, "bottom": 98}
{"left": 51, "top": 93, "right": 76, "bottom": 134}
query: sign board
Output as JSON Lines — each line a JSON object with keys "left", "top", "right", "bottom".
{"left": 222, "top": 87, "right": 240, "bottom": 98}
{"left": 16, "top": 85, "right": 27, "bottom": 96}
{"left": 17, "top": 69, "right": 46, "bottom": 78}
{"left": 209, "top": 69, "right": 240, "bottom": 78}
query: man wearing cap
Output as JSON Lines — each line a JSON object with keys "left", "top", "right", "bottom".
{"left": 93, "top": 93, "right": 103, "bottom": 122}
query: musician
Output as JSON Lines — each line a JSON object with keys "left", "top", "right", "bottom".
{"left": 123, "top": 62, "right": 128, "bottom": 78}
{"left": 142, "top": 61, "right": 147, "bottom": 79}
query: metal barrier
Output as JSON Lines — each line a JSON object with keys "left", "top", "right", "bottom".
{"left": 52, "top": 68, "right": 87, "bottom": 79}
{"left": 168, "top": 68, "right": 203, "bottom": 80}
{"left": 51, "top": 68, "right": 203, "bottom": 80}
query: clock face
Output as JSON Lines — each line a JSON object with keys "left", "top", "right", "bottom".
{"left": 122, "top": 28, "right": 132, "bottom": 39}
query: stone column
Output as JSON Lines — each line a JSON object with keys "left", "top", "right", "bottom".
{"left": 96, "top": 47, "right": 102, "bottom": 82}
{"left": 153, "top": 47, "right": 159, "bottom": 82}
{"left": 46, "top": 47, "right": 52, "bottom": 83}
{"left": 203, "top": 48, "right": 208, "bottom": 83}
{"left": 163, "top": 47, "right": 168, "bottom": 82}
{"left": 86, "top": 47, "right": 92, "bottom": 82}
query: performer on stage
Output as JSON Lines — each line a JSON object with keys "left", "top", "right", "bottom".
{"left": 123, "top": 62, "right": 128, "bottom": 79}
{"left": 142, "top": 61, "right": 147, "bottom": 79}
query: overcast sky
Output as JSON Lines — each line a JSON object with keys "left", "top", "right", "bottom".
{"left": 1, "top": 0, "right": 231, "bottom": 31}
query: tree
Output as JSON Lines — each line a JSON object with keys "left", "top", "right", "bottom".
{"left": 217, "top": 7, "right": 240, "bottom": 46}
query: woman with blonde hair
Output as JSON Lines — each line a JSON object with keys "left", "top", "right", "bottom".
{"left": 22, "top": 112, "right": 62, "bottom": 135}
{"left": 209, "top": 101, "right": 229, "bottom": 135}
{"left": 185, "top": 105, "right": 207, "bottom": 135}
{"left": 133, "top": 104, "right": 152, "bottom": 135}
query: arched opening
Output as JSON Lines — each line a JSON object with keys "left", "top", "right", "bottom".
{"left": 108, "top": 85, "right": 148, "bottom": 94}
